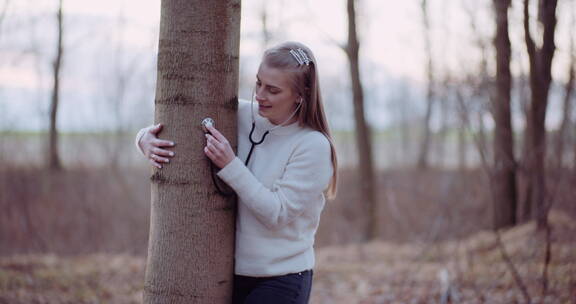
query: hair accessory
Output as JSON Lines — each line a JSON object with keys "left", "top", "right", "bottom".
{"left": 289, "top": 48, "right": 311, "bottom": 66}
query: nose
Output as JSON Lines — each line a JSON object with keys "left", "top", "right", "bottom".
{"left": 255, "top": 88, "right": 265, "bottom": 102}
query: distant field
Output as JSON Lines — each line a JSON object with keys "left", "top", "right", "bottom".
{"left": 0, "top": 130, "right": 484, "bottom": 169}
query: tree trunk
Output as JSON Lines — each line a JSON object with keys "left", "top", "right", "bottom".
{"left": 455, "top": 88, "right": 468, "bottom": 170}
{"left": 48, "top": 0, "right": 63, "bottom": 171}
{"left": 521, "top": 0, "right": 558, "bottom": 229}
{"left": 260, "top": 0, "right": 271, "bottom": 49}
{"left": 0, "top": 1, "right": 9, "bottom": 38}
{"left": 345, "top": 0, "right": 378, "bottom": 241}
{"left": 491, "top": 0, "right": 517, "bottom": 229}
{"left": 143, "top": 1, "right": 240, "bottom": 303}
{"left": 555, "top": 24, "right": 574, "bottom": 169}
{"left": 417, "top": 0, "right": 434, "bottom": 170}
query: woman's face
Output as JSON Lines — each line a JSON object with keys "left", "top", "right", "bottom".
{"left": 255, "top": 63, "right": 300, "bottom": 125}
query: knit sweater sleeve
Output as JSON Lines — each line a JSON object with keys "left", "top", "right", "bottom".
{"left": 216, "top": 132, "right": 333, "bottom": 230}
{"left": 134, "top": 125, "right": 154, "bottom": 155}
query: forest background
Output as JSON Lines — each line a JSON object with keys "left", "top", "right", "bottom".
{"left": 0, "top": 0, "right": 575, "bottom": 303}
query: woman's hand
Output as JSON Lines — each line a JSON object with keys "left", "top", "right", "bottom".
{"left": 139, "top": 124, "right": 175, "bottom": 169}
{"left": 204, "top": 125, "right": 235, "bottom": 169}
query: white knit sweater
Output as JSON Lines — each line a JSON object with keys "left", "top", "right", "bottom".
{"left": 136, "top": 99, "right": 333, "bottom": 277}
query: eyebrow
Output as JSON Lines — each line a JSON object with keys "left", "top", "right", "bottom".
{"left": 256, "top": 75, "right": 282, "bottom": 90}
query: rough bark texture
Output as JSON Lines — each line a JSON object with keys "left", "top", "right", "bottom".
{"left": 345, "top": 0, "right": 378, "bottom": 241}
{"left": 417, "top": 0, "right": 434, "bottom": 170}
{"left": 143, "top": 1, "right": 240, "bottom": 303}
{"left": 491, "top": 0, "right": 517, "bottom": 229}
{"left": 48, "top": 0, "right": 63, "bottom": 171}
{"left": 521, "top": 0, "right": 558, "bottom": 229}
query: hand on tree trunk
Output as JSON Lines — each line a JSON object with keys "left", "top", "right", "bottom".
{"left": 139, "top": 123, "right": 176, "bottom": 169}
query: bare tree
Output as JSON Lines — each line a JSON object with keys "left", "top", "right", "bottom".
{"left": 463, "top": 0, "right": 493, "bottom": 170}
{"left": 417, "top": 0, "right": 435, "bottom": 169}
{"left": 344, "top": 0, "right": 378, "bottom": 240}
{"left": 48, "top": 0, "right": 63, "bottom": 171}
{"left": 491, "top": 0, "right": 517, "bottom": 229}
{"left": 555, "top": 10, "right": 575, "bottom": 169}
{"left": 0, "top": 0, "right": 9, "bottom": 38}
{"left": 260, "top": 0, "right": 271, "bottom": 49}
{"left": 521, "top": 0, "right": 558, "bottom": 228}
{"left": 143, "top": 1, "right": 240, "bottom": 303}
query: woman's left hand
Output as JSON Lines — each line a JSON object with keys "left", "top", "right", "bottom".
{"left": 204, "top": 125, "right": 236, "bottom": 169}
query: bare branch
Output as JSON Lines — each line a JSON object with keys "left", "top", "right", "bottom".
{"left": 0, "top": 0, "right": 9, "bottom": 37}
{"left": 495, "top": 232, "right": 532, "bottom": 304}
{"left": 541, "top": 224, "right": 552, "bottom": 297}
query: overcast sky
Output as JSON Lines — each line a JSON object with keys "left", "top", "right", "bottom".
{"left": 0, "top": 0, "right": 574, "bottom": 132}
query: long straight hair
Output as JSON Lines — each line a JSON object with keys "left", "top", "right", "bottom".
{"left": 261, "top": 41, "right": 338, "bottom": 199}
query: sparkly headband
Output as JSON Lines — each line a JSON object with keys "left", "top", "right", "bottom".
{"left": 289, "top": 48, "right": 311, "bottom": 66}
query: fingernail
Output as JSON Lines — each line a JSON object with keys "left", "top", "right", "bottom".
{"left": 170, "top": 142, "right": 175, "bottom": 146}
{"left": 169, "top": 152, "right": 174, "bottom": 156}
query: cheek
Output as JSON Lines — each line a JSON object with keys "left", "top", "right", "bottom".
{"left": 272, "top": 93, "right": 294, "bottom": 108}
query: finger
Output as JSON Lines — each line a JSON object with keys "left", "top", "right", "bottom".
{"left": 207, "top": 142, "right": 220, "bottom": 155}
{"left": 151, "top": 153, "right": 170, "bottom": 163}
{"left": 206, "top": 125, "right": 227, "bottom": 143}
{"left": 152, "top": 139, "right": 175, "bottom": 147}
{"left": 206, "top": 134, "right": 224, "bottom": 148}
{"left": 150, "top": 153, "right": 170, "bottom": 163}
{"left": 150, "top": 123, "right": 163, "bottom": 135}
{"left": 152, "top": 147, "right": 175, "bottom": 157}
{"left": 148, "top": 158, "right": 162, "bottom": 169}
{"left": 204, "top": 146, "right": 216, "bottom": 162}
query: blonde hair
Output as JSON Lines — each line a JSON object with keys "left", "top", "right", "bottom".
{"left": 262, "top": 41, "right": 338, "bottom": 199}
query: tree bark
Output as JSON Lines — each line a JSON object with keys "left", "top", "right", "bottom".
{"left": 143, "top": 1, "right": 240, "bottom": 303}
{"left": 48, "top": 0, "right": 63, "bottom": 171}
{"left": 345, "top": 0, "right": 378, "bottom": 241}
{"left": 491, "top": 0, "right": 517, "bottom": 229}
{"left": 417, "top": 0, "right": 434, "bottom": 170}
{"left": 521, "top": 0, "right": 558, "bottom": 229}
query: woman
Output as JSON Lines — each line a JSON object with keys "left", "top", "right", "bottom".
{"left": 135, "top": 41, "right": 338, "bottom": 304}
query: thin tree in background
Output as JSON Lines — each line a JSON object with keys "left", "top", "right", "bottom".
{"left": 344, "top": 0, "right": 378, "bottom": 240}
{"left": 260, "top": 0, "right": 271, "bottom": 49}
{"left": 0, "top": 0, "right": 9, "bottom": 38}
{"left": 555, "top": 8, "right": 575, "bottom": 169}
{"left": 48, "top": 0, "right": 63, "bottom": 171}
{"left": 521, "top": 0, "right": 558, "bottom": 228}
{"left": 491, "top": 0, "right": 517, "bottom": 229}
{"left": 416, "top": 0, "right": 435, "bottom": 169}
{"left": 143, "top": 1, "right": 240, "bottom": 303}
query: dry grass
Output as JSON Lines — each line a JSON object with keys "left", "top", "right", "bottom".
{"left": 0, "top": 211, "right": 574, "bottom": 303}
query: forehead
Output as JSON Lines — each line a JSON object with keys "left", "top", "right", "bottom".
{"left": 257, "top": 63, "right": 293, "bottom": 89}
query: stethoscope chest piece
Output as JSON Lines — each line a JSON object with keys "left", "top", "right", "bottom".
{"left": 201, "top": 117, "right": 214, "bottom": 133}
{"left": 201, "top": 116, "right": 235, "bottom": 196}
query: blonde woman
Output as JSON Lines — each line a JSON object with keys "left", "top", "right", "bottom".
{"left": 136, "top": 41, "right": 338, "bottom": 304}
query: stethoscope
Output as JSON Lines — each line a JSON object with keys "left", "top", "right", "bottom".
{"left": 203, "top": 92, "right": 302, "bottom": 196}
{"left": 244, "top": 92, "right": 302, "bottom": 166}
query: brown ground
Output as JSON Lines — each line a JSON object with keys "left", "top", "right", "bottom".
{"left": 1, "top": 210, "right": 574, "bottom": 303}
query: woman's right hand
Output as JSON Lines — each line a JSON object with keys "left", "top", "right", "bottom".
{"left": 138, "top": 124, "right": 175, "bottom": 169}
